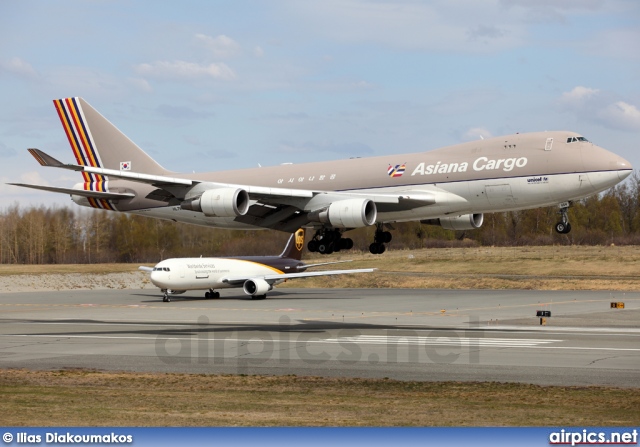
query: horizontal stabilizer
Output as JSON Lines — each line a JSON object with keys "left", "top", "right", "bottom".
{"left": 8, "top": 183, "right": 135, "bottom": 200}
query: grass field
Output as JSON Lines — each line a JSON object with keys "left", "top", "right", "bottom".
{"left": 2, "top": 245, "right": 640, "bottom": 291}
{"left": 1, "top": 369, "right": 639, "bottom": 426}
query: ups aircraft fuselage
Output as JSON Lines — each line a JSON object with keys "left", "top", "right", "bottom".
{"left": 10, "top": 98, "right": 632, "bottom": 254}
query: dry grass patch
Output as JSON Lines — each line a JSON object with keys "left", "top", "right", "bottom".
{"left": 1, "top": 369, "right": 638, "bottom": 426}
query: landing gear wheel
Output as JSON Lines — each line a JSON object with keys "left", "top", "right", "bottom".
{"left": 369, "top": 242, "right": 386, "bottom": 254}
{"left": 555, "top": 221, "right": 571, "bottom": 234}
{"left": 163, "top": 293, "right": 170, "bottom": 302}
{"left": 555, "top": 203, "right": 572, "bottom": 234}
{"left": 318, "top": 243, "right": 334, "bottom": 255}
{"left": 251, "top": 294, "right": 267, "bottom": 300}
{"left": 310, "top": 229, "right": 353, "bottom": 254}
{"left": 370, "top": 224, "right": 391, "bottom": 254}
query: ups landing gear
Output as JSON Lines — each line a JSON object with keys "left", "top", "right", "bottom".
{"left": 307, "top": 229, "right": 354, "bottom": 255}
{"left": 205, "top": 289, "right": 220, "bottom": 299}
{"left": 369, "top": 223, "right": 392, "bottom": 255}
{"left": 162, "top": 291, "right": 171, "bottom": 302}
{"left": 555, "top": 202, "right": 572, "bottom": 234}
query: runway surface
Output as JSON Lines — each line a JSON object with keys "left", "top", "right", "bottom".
{"left": 1, "top": 287, "right": 639, "bottom": 387}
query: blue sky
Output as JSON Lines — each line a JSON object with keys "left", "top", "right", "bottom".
{"left": 1, "top": 0, "right": 639, "bottom": 208}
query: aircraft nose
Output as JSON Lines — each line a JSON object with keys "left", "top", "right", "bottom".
{"left": 150, "top": 270, "right": 161, "bottom": 286}
{"left": 615, "top": 155, "right": 633, "bottom": 181}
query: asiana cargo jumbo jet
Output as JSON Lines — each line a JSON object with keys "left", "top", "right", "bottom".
{"left": 10, "top": 97, "right": 633, "bottom": 254}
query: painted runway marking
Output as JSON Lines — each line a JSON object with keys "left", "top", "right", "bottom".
{"left": 325, "top": 335, "right": 561, "bottom": 347}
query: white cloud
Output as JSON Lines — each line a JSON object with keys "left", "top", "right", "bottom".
{"left": 0, "top": 57, "right": 37, "bottom": 78}
{"left": 462, "top": 127, "right": 494, "bottom": 141}
{"left": 601, "top": 101, "right": 640, "bottom": 131}
{"left": 133, "top": 60, "right": 236, "bottom": 81}
{"left": 561, "top": 86, "right": 599, "bottom": 102}
{"left": 195, "top": 34, "right": 241, "bottom": 58}
{"left": 127, "top": 77, "right": 153, "bottom": 92}
{"left": 254, "top": 46, "right": 265, "bottom": 58}
{"left": 283, "top": 0, "right": 527, "bottom": 53}
{"left": 582, "top": 28, "right": 640, "bottom": 60}
{"left": 559, "top": 86, "right": 640, "bottom": 131}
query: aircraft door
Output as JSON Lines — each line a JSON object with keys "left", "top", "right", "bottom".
{"left": 485, "top": 184, "right": 515, "bottom": 207}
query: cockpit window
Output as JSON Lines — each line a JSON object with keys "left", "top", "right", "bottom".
{"left": 567, "top": 136, "right": 589, "bottom": 143}
{"left": 153, "top": 267, "right": 171, "bottom": 272}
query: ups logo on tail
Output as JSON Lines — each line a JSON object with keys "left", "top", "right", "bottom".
{"left": 295, "top": 229, "right": 305, "bottom": 251}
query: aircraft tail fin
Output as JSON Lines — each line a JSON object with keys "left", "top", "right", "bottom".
{"left": 279, "top": 228, "right": 305, "bottom": 260}
{"left": 53, "top": 97, "right": 168, "bottom": 177}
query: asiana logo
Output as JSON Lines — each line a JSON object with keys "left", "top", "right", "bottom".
{"left": 388, "top": 163, "right": 406, "bottom": 178}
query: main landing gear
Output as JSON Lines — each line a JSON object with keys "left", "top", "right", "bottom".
{"left": 555, "top": 202, "right": 572, "bottom": 234}
{"left": 205, "top": 289, "right": 220, "bottom": 299}
{"left": 369, "top": 224, "right": 392, "bottom": 254}
{"left": 307, "top": 229, "right": 354, "bottom": 255}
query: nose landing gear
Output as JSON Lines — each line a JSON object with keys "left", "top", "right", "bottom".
{"left": 555, "top": 202, "right": 572, "bottom": 234}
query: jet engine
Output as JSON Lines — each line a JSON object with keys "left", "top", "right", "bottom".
{"left": 243, "top": 278, "right": 272, "bottom": 296}
{"left": 308, "top": 198, "right": 377, "bottom": 228}
{"left": 181, "top": 187, "right": 250, "bottom": 217}
{"left": 421, "top": 213, "right": 484, "bottom": 231}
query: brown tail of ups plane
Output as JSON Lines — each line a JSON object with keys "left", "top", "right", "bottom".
{"left": 279, "top": 228, "right": 305, "bottom": 261}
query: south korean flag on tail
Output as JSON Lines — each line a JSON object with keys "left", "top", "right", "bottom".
{"left": 120, "top": 161, "right": 132, "bottom": 171}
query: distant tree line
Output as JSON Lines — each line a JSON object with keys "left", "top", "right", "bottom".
{"left": 2, "top": 172, "right": 640, "bottom": 264}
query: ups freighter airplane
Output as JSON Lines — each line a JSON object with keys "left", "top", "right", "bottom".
{"left": 10, "top": 98, "right": 632, "bottom": 254}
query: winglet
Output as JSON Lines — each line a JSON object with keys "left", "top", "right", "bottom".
{"left": 27, "top": 148, "right": 65, "bottom": 167}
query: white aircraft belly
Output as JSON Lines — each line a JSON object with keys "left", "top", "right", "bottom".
{"left": 376, "top": 170, "right": 624, "bottom": 222}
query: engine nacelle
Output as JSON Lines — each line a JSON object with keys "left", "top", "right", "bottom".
{"left": 421, "top": 213, "right": 484, "bottom": 231}
{"left": 243, "top": 278, "right": 272, "bottom": 296}
{"left": 181, "top": 187, "right": 250, "bottom": 217}
{"left": 308, "top": 198, "right": 377, "bottom": 228}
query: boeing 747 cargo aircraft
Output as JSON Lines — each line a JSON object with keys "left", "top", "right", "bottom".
{"left": 10, "top": 98, "right": 632, "bottom": 254}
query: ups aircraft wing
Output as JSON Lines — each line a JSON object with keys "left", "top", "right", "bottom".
{"left": 221, "top": 268, "right": 377, "bottom": 286}
{"left": 22, "top": 148, "right": 450, "bottom": 231}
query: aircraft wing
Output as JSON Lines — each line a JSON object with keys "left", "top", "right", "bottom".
{"left": 22, "top": 148, "right": 464, "bottom": 232}
{"left": 299, "top": 260, "right": 352, "bottom": 269}
{"left": 221, "top": 268, "right": 376, "bottom": 285}
{"left": 8, "top": 182, "right": 135, "bottom": 200}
